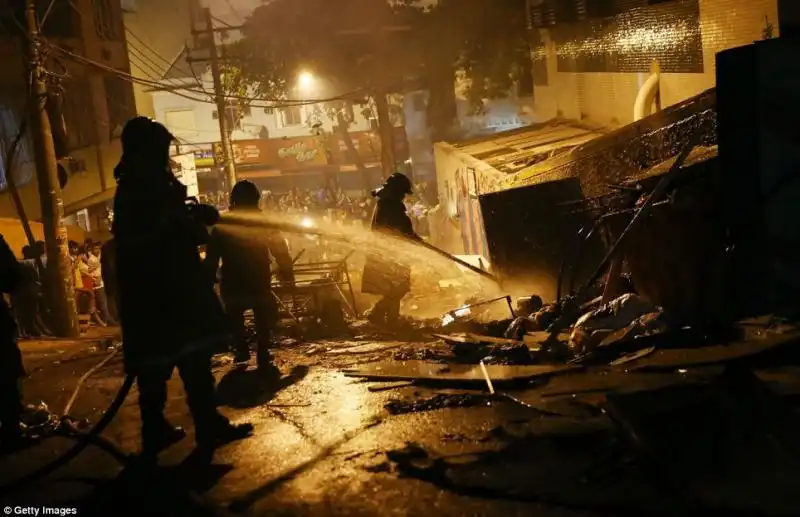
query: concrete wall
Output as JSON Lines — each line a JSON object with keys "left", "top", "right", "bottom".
{"left": 530, "top": 0, "right": 779, "bottom": 126}
{"left": 0, "top": 218, "right": 85, "bottom": 258}
{"left": 124, "top": 0, "right": 193, "bottom": 117}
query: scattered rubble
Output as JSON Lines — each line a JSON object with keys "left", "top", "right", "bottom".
{"left": 385, "top": 394, "right": 494, "bottom": 415}
{"left": 569, "top": 294, "right": 659, "bottom": 355}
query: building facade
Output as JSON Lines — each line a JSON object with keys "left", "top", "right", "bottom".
{"left": 0, "top": 0, "right": 136, "bottom": 239}
{"left": 527, "top": 0, "right": 780, "bottom": 126}
{"left": 151, "top": 60, "right": 410, "bottom": 193}
{"left": 122, "top": 0, "right": 195, "bottom": 117}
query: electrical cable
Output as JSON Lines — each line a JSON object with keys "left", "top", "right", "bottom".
{"left": 126, "top": 44, "right": 172, "bottom": 84}
{"left": 39, "top": 0, "right": 57, "bottom": 27}
{"left": 0, "top": 347, "right": 136, "bottom": 495}
{"left": 221, "top": 0, "right": 245, "bottom": 24}
{"left": 124, "top": 26, "right": 193, "bottom": 79}
{"left": 55, "top": 45, "right": 366, "bottom": 108}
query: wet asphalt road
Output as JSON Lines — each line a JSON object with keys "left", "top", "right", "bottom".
{"left": 1, "top": 337, "right": 597, "bottom": 517}
{"left": 3, "top": 335, "right": 800, "bottom": 516}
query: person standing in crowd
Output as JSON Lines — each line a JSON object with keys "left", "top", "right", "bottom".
{"left": 31, "top": 241, "right": 50, "bottom": 331}
{"left": 87, "top": 242, "right": 116, "bottom": 325}
{"left": 74, "top": 246, "right": 105, "bottom": 327}
{"left": 0, "top": 234, "right": 24, "bottom": 450}
{"left": 112, "top": 116, "right": 252, "bottom": 456}
{"left": 362, "top": 173, "right": 421, "bottom": 327}
{"left": 205, "top": 180, "right": 294, "bottom": 374}
{"left": 12, "top": 246, "right": 45, "bottom": 338}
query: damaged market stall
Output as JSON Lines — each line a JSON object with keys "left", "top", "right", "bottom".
{"left": 479, "top": 89, "right": 718, "bottom": 312}
{"left": 431, "top": 121, "right": 604, "bottom": 261}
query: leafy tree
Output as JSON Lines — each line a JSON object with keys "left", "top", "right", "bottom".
{"left": 231, "top": 0, "right": 530, "bottom": 140}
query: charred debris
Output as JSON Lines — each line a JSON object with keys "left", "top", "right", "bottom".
{"left": 345, "top": 39, "right": 800, "bottom": 435}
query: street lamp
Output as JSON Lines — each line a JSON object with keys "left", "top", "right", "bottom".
{"left": 298, "top": 71, "right": 316, "bottom": 92}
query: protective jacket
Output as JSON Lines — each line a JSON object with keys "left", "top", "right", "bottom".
{"left": 111, "top": 160, "right": 226, "bottom": 374}
{"left": 361, "top": 189, "right": 420, "bottom": 296}
{"left": 205, "top": 218, "right": 294, "bottom": 305}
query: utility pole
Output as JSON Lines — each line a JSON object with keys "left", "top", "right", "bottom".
{"left": 193, "top": 8, "right": 237, "bottom": 189}
{"left": 25, "top": 0, "right": 79, "bottom": 338}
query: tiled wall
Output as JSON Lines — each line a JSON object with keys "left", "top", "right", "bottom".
{"left": 531, "top": 0, "right": 779, "bottom": 126}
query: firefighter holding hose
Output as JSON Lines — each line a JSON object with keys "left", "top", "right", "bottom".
{"left": 362, "top": 173, "right": 422, "bottom": 327}
{"left": 111, "top": 117, "right": 252, "bottom": 456}
{"left": 205, "top": 180, "right": 294, "bottom": 373}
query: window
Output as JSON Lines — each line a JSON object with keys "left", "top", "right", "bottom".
{"left": 93, "top": 0, "right": 120, "bottom": 40}
{"left": 62, "top": 79, "right": 95, "bottom": 150}
{"left": 76, "top": 209, "right": 91, "bottom": 232}
{"left": 164, "top": 110, "right": 197, "bottom": 136}
{"left": 104, "top": 74, "right": 136, "bottom": 139}
{"left": 279, "top": 106, "right": 302, "bottom": 127}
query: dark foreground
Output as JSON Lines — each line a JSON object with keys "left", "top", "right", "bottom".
{"left": 2, "top": 329, "right": 800, "bottom": 517}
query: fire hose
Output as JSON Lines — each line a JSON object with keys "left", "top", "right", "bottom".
{"left": 0, "top": 347, "right": 135, "bottom": 495}
{"left": 0, "top": 202, "right": 226, "bottom": 493}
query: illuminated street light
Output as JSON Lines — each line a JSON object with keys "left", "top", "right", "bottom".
{"left": 298, "top": 71, "right": 315, "bottom": 91}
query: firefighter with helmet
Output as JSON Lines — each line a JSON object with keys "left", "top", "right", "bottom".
{"left": 205, "top": 180, "right": 295, "bottom": 372}
{"left": 110, "top": 116, "right": 253, "bottom": 457}
{"left": 362, "top": 172, "right": 421, "bottom": 327}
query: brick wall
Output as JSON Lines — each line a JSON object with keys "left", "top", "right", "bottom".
{"left": 531, "top": 0, "right": 779, "bottom": 126}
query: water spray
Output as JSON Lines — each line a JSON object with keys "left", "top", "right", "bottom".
{"left": 217, "top": 212, "right": 499, "bottom": 284}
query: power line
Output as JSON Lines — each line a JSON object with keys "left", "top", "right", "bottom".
{"left": 222, "top": 0, "right": 245, "bottom": 23}
{"left": 39, "top": 0, "right": 57, "bottom": 27}
{"left": 53, "top": 43, "right": 370, "bottom": 108}
{"left": 127, "top": 42, "right": 169, "bottom": 81}
{"left": 124, "top": 26, "right": 193, "bottom": 79}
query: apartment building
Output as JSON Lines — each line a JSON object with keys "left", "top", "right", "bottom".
{"left": 0, "top": 0, "right": 136, "bottom": 236}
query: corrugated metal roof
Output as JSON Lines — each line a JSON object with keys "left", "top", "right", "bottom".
{"left": 452, "top": 121, "right": 604, "bottom": 175}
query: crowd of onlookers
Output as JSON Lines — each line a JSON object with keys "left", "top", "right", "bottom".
{"left": 200, "top": 182, "right": 433, "bottom": 236}
{"left": 69, "top": 240, "right": 117, "bottom": 328}
{"left": 9, "top": 239, "right": 117, "bottom": 338}
{"left": 9, "top": 182, "right": 435, "bottom": 339}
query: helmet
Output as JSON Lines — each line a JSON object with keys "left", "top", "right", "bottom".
{"left": 121, "top": 116, "right": 174, "bottom": 155}
{"left": 383, "top": 172, "right": 413, "bottom": 195}
{"left": 230, "top": 180, "right": 261, "bottom": 209}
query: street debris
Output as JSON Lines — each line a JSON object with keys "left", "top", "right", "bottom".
{"left": 326, "top": 341, "right": 407, "bottom": 355}
{"left": 385, "top": 393, "right": 494, "bottom": 415}
{"left": 343, "top": 360, "right": 578, "bottom": 384}
{"left": 569, "top": 294, "right": 659, "bottom": 355}
{"left": 368, "top": 381, "right": 414, "bottom": 392}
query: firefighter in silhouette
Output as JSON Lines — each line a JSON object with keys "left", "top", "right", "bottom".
{"left": 205, "top": 180, "right": 294, "bottom": 373}
{"left": 362, "top": 173, "right": 421, "bottom": 327}
{"left": 111, "top": 116, "right": 252, "bottom": 456}
{"left": 0, "top": 233, "right": 23, "bottom": 450}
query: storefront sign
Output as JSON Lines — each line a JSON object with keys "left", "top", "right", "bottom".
{"left": 277, "top": 140, "right": 321, "bottom": 164}
{"left": 210, "top": 129, "right": 408, "bottom": 171}
{"left": 171, "top": 153, "right": 200, "bottom": 198}
{"left": 193, "top": 148, "right": 215, "bottom": 168}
